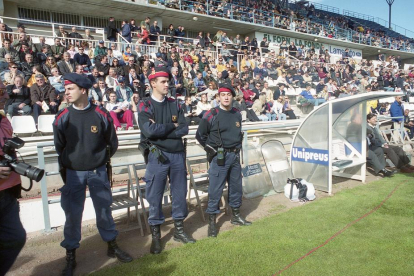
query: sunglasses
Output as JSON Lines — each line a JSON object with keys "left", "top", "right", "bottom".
{"left": 11, "top": 67, "right": 18, "bottom": 69}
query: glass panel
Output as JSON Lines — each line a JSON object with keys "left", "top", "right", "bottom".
{"left": 291, "top": 105, "right": 329, "bottom": 192}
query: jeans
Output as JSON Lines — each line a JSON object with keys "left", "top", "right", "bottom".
{"left": 276, "top": 113, "right": 287, "bottom": 120}
{"left": 7, "top": 102, "right": 32, "bottom": 117}
{"left": 32, "top": 103, "right": 58, "bottom": 124}
{"left": 258, "top": 115, "right": 269, "bottom": 121}
{"left": 307, "top": 98, "right": 326, "bottom": 106}
{"left": 266, "top": 113, "right": 277, "bottom": 121}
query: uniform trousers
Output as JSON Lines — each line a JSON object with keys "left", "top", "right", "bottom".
{"left": 206, "top": 152, "right": 242, "bottom": 214}
{"left": 60, "top": 165, "right": 117, "bottom": 250}
{"left": 382, "top": 145, "right": 410, "bottom": 169}
{"left": 144, "top": 151, "right": 188, "bottom": 225}
{"left": 0, "top": 190, "right": 26, "bottom": 276}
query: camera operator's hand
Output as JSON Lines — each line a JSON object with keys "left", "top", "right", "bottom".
{"left": 0, "top": 167, "right": 11, "bottom": 179}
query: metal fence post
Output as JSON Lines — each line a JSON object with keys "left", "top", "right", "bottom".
{"left": 37, "top": 146, "right": 52, "bottom": 232}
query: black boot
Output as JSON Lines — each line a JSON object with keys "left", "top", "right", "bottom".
{"left": 208, "top": 214, "right": 217, "bottom": 237}
{"left": 62, "top": 249, "right": 76, "bottom": 276}
{"left": 150, "top": 225, "right": 162, "bottom": 254}
{"left": 173, "top": 220, "right": 196, "bottom": 244}
{"left": 231, "top": 208, "right": 252, "bottom": 226}
{"left": 107, "top": 239, "right": 133, "bottom": 263}
{"left": 379, "top": 169, "right": 395, "bottom": 177}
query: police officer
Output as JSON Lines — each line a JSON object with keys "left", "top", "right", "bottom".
{"left": 0, "top": 115, "right": 26, "bottom": 276}
{"left": 196, "top": 83, "right": 252, "bottom": 238}
{"left": 53, "top": 73, "right": 132, "bottom": 276}
{"left": 138, "top": 67, "right": 195, "bottom": 255}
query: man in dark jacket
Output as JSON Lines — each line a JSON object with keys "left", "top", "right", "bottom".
{"left": 123, "top": 57, "right": 142, "bottom": 76}
{"left": 149, "top": 21, "right": 161, "bottom": 44}
{"left": 20, "top": 53, "right": 37, "bottom": 82}
{"left": 5, "top": 75, "right": 31, "bottom": 117}
{"left": 30, "top": 74, "right": 58, "bottom": 124}
{"left": 69, "top": 27, "right": 83, "bottom": 47}
{"left": 107, "top": 17, "right": 118, "bottom": 46}
{"left": 58, "top": 52, "right": 77, "bottom": 76}
{"left": 170, "top": 67, "right": 185, "bottom": 97}
{"left": 181, "top": 96, "right": 200, "bottom": 125}
{"left": 73, "top": 47, "right": 92, "bottom": 72}
{"left": 53, "top": 73, "right": 132, "bottom": 276}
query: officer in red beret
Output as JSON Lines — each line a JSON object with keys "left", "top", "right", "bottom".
{"left": 196, "top": 83, "right": 252, "bottom": 238}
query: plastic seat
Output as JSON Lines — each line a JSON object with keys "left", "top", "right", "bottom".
{"left": 38, "top": 115, "right": 56, "bottom": 133}
{"left": 11, "top": 116, "right": 37, "bottom": 135}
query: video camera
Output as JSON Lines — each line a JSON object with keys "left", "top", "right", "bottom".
{"left": 0, "top": 137, "right": 44, "bottom": 183}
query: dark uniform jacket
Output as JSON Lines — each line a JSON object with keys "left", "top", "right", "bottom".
{"left": 196, "top": 107, "right": 242, "bottom": 149}
{"left": 137, "top": 97, "right": 188, "bottom": 153}
{"left": 53, "top": 104, "right": 118, "bottom": 171}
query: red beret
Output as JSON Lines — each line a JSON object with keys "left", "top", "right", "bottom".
{"left": 148, "top": 71, "right": 170, "bottom": 81}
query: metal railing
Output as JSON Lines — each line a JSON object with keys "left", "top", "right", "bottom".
{"left": 0, "top": 16, "right": 105, "bottom": 43}
{"left": 343, "top": 10, "right": 375, "bottom": 22}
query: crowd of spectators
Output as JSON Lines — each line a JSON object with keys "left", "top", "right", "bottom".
{"left": 159, "top": 0, "right": 414, "bottom": 52}
{"left": 0, "top": 11, "right": 414, "bottom": 132}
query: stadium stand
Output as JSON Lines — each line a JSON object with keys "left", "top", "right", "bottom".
{"left": 0, "top": 0, "right": 414, "bottom": 135}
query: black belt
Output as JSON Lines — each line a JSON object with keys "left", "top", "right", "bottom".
{"left": 224, "top": 148, "right": 240, "bottom": 153}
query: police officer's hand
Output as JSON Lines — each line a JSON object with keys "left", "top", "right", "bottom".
{"left": 174, "top": 123, "right": 179, "bottom": 127}
{"left": 0, "top": 167, "right": 11, "bottom": 179}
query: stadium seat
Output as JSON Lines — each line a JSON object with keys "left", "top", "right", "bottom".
{"left": 37, "top": 115, "right": 56, "bottom": 134}
{"left": 11, "top": 116, "right": 37, "bottom": 135}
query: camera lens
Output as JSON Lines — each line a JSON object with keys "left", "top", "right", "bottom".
{"left": 11, "top": 162, "right": 45, "bottom": 182}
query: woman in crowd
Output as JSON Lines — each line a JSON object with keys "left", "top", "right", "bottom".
{"left": 139, "top": 66, "right": 150, "bottom": 88}
{"left": 202, "top": 81, "right": 218, "bottom": 100}
{"left": 167, "top": 24, "right": 175, "bottom": 44}
{"left": 196, "top": 92, "right": 210, "bottom": 118}
{"left": 42, "top": 56, "right": 58, "bottom": 77}
{"left": 112, "top": 58, "right": 124, "bottom": 76}
{"left": 137, "top": 25, "right": 150, "bottom": 45}
{"left": 48, "top": 67, "right": 65, "bottom": 94}
{"left": 26, "top": 65, "right": 47, "bottom": 87}
{"left": 66, "top": 44, "right": 77, "bottom": 59}
{"left": 3, "top": 62, "right": 25, "bottom": 85}
{"left": 271, "top": 96, "right": 287, "bottom": 121}
{"left": 129, "top": 92, "right": 140, "bottom": 125}
{"left": 282, "top": 96, "right": 297, "bottom": 119}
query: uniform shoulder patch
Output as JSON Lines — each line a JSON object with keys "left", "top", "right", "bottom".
{"left": 94, "top": 105, "right": 108, "bottom": 119}
{"left": 138, "top": 99, "right": 153, "bottom": 114}
{"left": 54, "top": 108, "right": 69, "bottom": 126}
